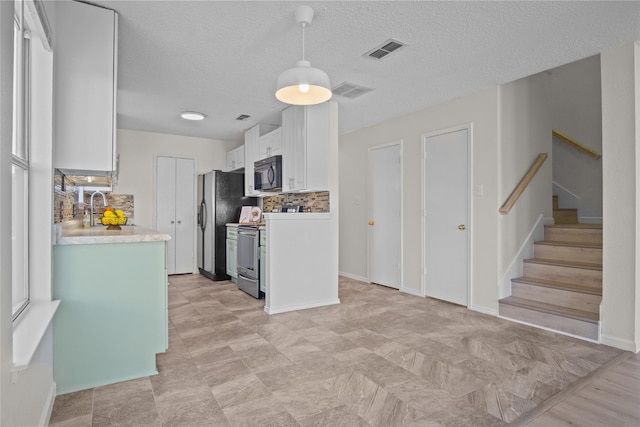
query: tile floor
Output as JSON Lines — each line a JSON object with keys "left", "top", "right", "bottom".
{"left": 49, "top": 274, "right": 623, "bottom": 426}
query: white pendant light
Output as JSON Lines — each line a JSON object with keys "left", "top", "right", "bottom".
{"left": 275, "top": 6, "right": 332, "bottom": 106}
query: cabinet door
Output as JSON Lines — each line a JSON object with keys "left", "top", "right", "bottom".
{"left": 235, "top": 146, "right": 245, "bottom": 169}
{"left": 260, "top": 128, "right": 282, "bottom": 159}
{"left": 226, "top": 238, "right": 237, "bottom": 278}
{"left": 304, "top": 103, "right": 330, "bottom": 191}
{"left": 226, "top": 150, "right": 236, "bottom": 171}
{"left": 259, "top": 245, "right": 265, "bottom": 293}
{"left": 282, "top": 106, "right": 306, "bottom": 191}
{"left": 244, "top": 126, "right": 260, "bottom": 195}
{"left": 53, "top": 1, "right": 117, "bottom": 172}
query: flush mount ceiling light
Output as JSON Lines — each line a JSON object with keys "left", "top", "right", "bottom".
{"left": 275, "top": 6, "right": 332, "bottom": 106}
{"left": 180, "top": 111, "right": 205, "bottom": 121}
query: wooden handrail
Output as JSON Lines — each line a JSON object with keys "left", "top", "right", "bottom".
{"left": 552, "top": 130, "right": 601, "bottom": 159}
{"left": 499, "top": 153, "right": 548, "bottom": 215}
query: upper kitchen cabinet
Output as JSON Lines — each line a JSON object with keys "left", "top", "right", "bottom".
{"left": 259, "top": 128, "right": 282, "bottom": 159}
{"left": 226, "top": 145, "right": 245, "bottom": 171}
{"left": 53, "top": 1, "right": 118, "bottom": 174}
{"left": 281, "top": 102, "right": 334, "bottom": 192}
{"left": 244, "top": 124, "right": 278, "bottom": 196}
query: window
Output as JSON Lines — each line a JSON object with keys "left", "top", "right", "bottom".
{"left": 12, "top": 0, "right": 31, "bottom": 320}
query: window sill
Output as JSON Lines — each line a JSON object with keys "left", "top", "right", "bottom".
{"left": 12, "top": 300, "right": 60, "bottom": 375}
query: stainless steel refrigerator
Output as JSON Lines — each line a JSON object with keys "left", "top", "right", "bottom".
{"left": 197, "top": 170, "right": 257, "bottom": 281}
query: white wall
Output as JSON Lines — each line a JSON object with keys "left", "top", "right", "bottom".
{"left": 114, "top": 129, "right": 238, "bottom": 229}
{"left": 551, "top": 55, "right": 603, "bottom": 222}
{"left": 497, "top": 73, "right": 553, "bottom": 293}
{"left": 600, "top": 42, "right": 640, "bottom": 352}
{"left": 339, "top": 72, "right": 552, "bottom": 316}
{"left": 340, "top": 87, "right": 501, "bottom": 314}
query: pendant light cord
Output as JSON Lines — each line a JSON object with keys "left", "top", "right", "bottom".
{"left": 301, "top": 22, "right": 306, "bottom": 61}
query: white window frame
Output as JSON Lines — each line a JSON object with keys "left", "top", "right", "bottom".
{"left": 12, "top": 0, "right": 31, "bottom": 321}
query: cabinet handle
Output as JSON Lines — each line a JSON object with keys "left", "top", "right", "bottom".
{"left": 177, "top": 220, "right": 182, "bottom": 224}
{"left": 368, "top": 220, "right": 375, "bottom": 226}
{"left": 170, "top": 220, "right": 175, "bottom": 224}
{"left": 458, "top": 224, "right": 466, "bottom": 230}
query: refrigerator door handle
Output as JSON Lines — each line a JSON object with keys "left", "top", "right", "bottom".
{"left": 201, "top": 200, "right": 207, "bottom": 231}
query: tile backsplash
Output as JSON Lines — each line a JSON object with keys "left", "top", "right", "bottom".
{"left": 54, "top": 189, "right": 134, "bottom": 224}
{"left": 262, "top": 191, "right": 329, "bottom": 213}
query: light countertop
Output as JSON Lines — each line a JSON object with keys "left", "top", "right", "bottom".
{"left": 55, "top": 222, "right": 171, "bottom": 245}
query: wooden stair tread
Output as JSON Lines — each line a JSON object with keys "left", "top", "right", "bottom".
{"left": 512, "top": 277, "right": 602, "bottom": 295}
{"left": 553, "top": 208, "right": 577, "bottom": 212}
{"left": 500, "top": 296, "right": 599, "bottom": 323}
{"left": 525, "top": 258, "right": 602, "bottom": 270}
{"left": 535, "top": 240, "right": 602, "bottom": 249}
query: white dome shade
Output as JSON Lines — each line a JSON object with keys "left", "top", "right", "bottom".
{"left": 275, "top": 60, "right": 332, "bottom": 105}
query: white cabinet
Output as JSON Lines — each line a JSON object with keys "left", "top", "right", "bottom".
{"left": 259, "top": 128, "right": 282, "bottom": 159}
{"left": 53, "top": 1, "right": 118, "bottom": 173}
{"left": 226, "top": 226, "right": 238, "bottom": 280}
{"left": 259, "top": 228, "right": 266, "bottom": 294}
{"left": 226, "top": 145, "right": 245, "bottom": 171}
{"left": 244, "top": 124, "right": 278, "bottom": 196}
{"left": 156, "top": 156, "right": 195, "bottom": 274}
{"left": 281, "top": 103, "right": 331, "bottom": 192}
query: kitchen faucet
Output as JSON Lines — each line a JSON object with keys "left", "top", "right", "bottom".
{"left": 90, "top": 190, "right": 107, "bottom": 227}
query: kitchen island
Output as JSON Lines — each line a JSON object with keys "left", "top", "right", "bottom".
{"left": 53, "top": 224, "right": 170, "bottom": 394}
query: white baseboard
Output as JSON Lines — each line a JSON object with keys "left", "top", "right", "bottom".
{"left": 40, "top": 381, "right": 56, "bottom": 427}
{"left": 600, "top": 333, "right": 639, "bottom": 352}
{"left": 264, "top": 299, "right": 341, "bottom": 315}
{"left": 400, "top": 287, "right": 423, "bottom": 297}
{"left": 552, "top": 181, "right": 582, "bottom": 210}
{"left": 470, "top": 304, "right": 497, "bottom": 317}
{"left": 338, "top": 271, "right": 368, "bottom": 283}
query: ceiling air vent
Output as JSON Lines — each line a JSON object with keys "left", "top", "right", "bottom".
{"left": 364, "top": 39, "right": 406, "bottom": 60}
{"left": 332, "top": 82, "right": 374, "bottom": 99}
{"left": 235, "top": 114, "right": 251, "bottom": 121}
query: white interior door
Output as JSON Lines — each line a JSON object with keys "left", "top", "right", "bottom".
{"left": 156, "top": 156, "right": 195, "bottom": 275}
{"left": 156, "top": 156, "right": 177, "bottom": 274}
{"left": 424, "top": 128, "right": 469, "bottom": 305}
{"left": 174, "top": 158, "right": 195, "bottom": 274}
{"left": 368, "top": 143, "right": 401, "bottom": 289}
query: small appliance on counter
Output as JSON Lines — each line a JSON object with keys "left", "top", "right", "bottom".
{"left": 282, "top": 205, "right": 302, "bottom": 213}
{"left": 239, "top": 206, "right": 262, "bottom": 224}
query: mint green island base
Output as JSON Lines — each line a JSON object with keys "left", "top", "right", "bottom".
{"left": 53, "top": 241, "right": 168, "bottom": 394}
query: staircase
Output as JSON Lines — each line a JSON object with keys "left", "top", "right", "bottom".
{"left": 499, "top": 202, "right": 602, "bottom": 340}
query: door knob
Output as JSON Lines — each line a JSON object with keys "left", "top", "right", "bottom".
{"left": 368, "top": 220, "right": 375, "bottom": 226}
{"left": 458, "top": 224, "right": 466, "bottom": 230}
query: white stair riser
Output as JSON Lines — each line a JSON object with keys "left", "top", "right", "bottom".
{"left": 523, "top": 262, "right": 601, "bottom": 288}
{"left": 511, "top": 282, "right": 601, "bottom": 313}
{"left": 544, "top": 228, "right": 602, "bottom": 244}
{"left": 534, "top": 244, "right": 602, "bottom": 265}
{"left": 499, "top": 303, "right": 598, "bottom": 340}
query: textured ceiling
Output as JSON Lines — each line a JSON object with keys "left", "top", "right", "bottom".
{"left": 84, "top": 1, "right": 640, "bottom": 142}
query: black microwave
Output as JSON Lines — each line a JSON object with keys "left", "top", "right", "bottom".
{"left": 254, "top": 155, "right": 282, "bottom": 192}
